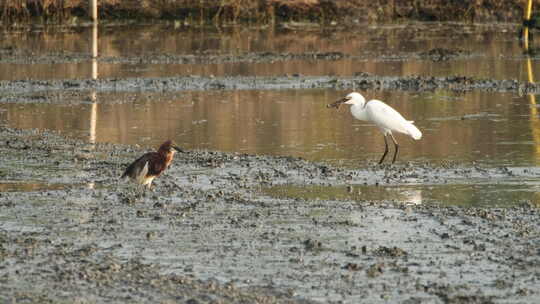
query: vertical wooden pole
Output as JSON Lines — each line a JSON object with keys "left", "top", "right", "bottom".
{"left": 88, "top": 0, "right": 98, "bottom": 189}
{"left": 90, "top": 0, "right": 98, "bottom": 23}
{"left": 90, "top": 23, "right": 98, "bottom": 142}
{"left": 91, "top": 23, "right": 98, "bottom": 61}
{"left": 89, "top": 23, "right": 99, "bottom": 158}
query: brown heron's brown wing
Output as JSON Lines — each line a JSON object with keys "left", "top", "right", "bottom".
{"left": 121, "top": 152, "right": 156, "bottom": 179}
{"left": 147, "top": 154, "right": 168, "bottom": 177}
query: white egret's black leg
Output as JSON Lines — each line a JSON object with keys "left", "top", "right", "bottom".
{"left": 389, "top": 133, "right": 399, "bottom": 164}
{"left": 379, "top": 135, "right": 389, "bottom": 164}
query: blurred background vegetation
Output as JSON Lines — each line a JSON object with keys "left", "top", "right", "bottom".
{"left": 0, "top": 0, "right": 535, "bottom": 25}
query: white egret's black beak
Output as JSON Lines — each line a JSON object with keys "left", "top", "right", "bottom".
{"left": 327, "top": 97, "right": 349, "bottom": 109}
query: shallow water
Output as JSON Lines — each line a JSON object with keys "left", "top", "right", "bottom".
{"left": 1, "top": 23, "right": 539, "bottom": 168}
{"left": 0, "top": 181, "right": 73, "bottom": 192}
{"left": 2, "top": 23, "right": 540, "bottom": 209}
{"left": 2, "top": 22, "right": 540, "bottom": 304}
{"left": 2, "top": 89, "right": 540, "bottom": 167}
{"left": 261, "top": 181, "right": 540, "bottom": 207}
{"left": 0, "top": 23, "right": 535, "bottom": 81}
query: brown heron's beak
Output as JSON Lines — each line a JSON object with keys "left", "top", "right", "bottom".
{"left": 326, "top": 97, "right": 348, "bottom": 110}
{"left": 173, "top": 146, "right": 185, "bottom": 153}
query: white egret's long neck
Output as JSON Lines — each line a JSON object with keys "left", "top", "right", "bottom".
{"left": 350, "top": 103, "right": 368, "bottom": 121}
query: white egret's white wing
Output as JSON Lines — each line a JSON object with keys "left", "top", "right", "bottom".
{"left": 365, "top": 100, "right": 422, "bottom": 140}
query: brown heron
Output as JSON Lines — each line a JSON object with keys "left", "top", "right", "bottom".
{"left": 121, "top": 140, "right": 184, "bottom": 189}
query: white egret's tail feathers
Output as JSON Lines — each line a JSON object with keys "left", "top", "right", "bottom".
{"left": 407, "top": 123, "right": 422, "bottom": 140}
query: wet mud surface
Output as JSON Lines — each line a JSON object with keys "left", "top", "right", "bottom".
{"left": 2, "top": 22, "right": 540, "bottom": 303}
{"left": 2, "top": 73, "right": 540, "bottom": 105}
{"left": 0, "top": 48, "right": 475, "bottom": 65}
{"left": 1, "top": 126, "right": 539, "bottom": 303}
{"left": 0, "top": 48, "right": 350, "bottom": 65}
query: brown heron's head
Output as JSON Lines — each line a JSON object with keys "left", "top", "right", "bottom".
{"left": 158, "top": 140, "right": 184, "bottom": 154}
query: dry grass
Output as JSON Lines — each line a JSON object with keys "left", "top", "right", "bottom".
{"left": 0, "top": 0, "right": 536, "bottom": 25}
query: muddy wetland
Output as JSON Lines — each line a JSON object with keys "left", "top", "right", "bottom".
{"left": 1, "top": 23, "right": 540, "bottom": 303}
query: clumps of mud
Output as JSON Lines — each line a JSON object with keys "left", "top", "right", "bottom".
{"left": 2, "top": 74, "right": 540, "bottom": 102}
{"left": 0, "top": 46, "right": 91, "bottom": 64}
{"left": 100, "top": 51, "right": 349, "bottom": 65}
{"left": 373, "top": 246, "right": 407, "bottom": 257}
{"left": 1, "top": 233, "right": 305, "bottom": 303}
{"left": 419, "top": 47, "right": 470, "bottom": 61}
{"left": 0, "top": 48, "right": 348, "bottom": 65}
{"left": 1, "top": 126, "right": 540, "bottom": 303}
{"left": 0, "top": 46, "right": 470, "bottom": 68}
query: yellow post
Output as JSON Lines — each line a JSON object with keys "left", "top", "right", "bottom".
{"left": 525, "top": 0, "right": 533, "bottom": 21}
{"left": 521, "top": 1, "right": 540, "bottom": 166}
{"left": 523, "top": 0, "right": 533, "bottom": 51}
{"left": 90, "top": 0, "right": 98, "bottom": 23}
{"left": 524, "top": 27, "right": 530, "bottom": 51}
{"left": 527, "top": 56, "right": 535, "bottom": 84}
{"left": 526, "top": 57, "right": 540, "bottom": 164}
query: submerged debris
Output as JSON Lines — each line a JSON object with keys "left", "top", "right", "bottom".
{"left": 419, "top": 48, "right": 470, "bottom": 62}
{"left": 373, "top": 246, "right": 408, "bottom": 257}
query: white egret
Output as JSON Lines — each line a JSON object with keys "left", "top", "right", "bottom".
{"left": 328, "top": 92, "right": 422, "bottom": 164}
